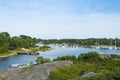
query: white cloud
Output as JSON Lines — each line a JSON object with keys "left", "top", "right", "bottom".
{"left": 0, "top": 0, "right": 120, "bottom": 39}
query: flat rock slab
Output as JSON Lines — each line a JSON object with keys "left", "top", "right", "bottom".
{"left": 0, "top": 60, "right": 72, "bottom": 80}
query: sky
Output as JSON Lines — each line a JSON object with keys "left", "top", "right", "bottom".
{"left": 0, "top": 0, "right": 120, "bottom": 39}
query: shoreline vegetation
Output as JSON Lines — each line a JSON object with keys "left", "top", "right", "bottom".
{"left": 1, "top": 31, "right": 120, "bottom": 58}
{"left": 0, "top": 46, "right": 51, "bottom": 58}
{"left": 47, "top": 52, "right": 120, "bottom": 80}
{"left": 1, "top": 32, "right": 120, "bottom": 79}
{"left": 0, "top": 52, "right": 120, "bottom": 80}
{"left": 0, "top": 32, "right": 51, "bottom": 58}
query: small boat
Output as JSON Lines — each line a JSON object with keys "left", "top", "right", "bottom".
{"left": 96, "top": 46, "right": 100, "bottom": 49}
{"left": 62, "top": 46, "right": 65, "bottom": 48}
{"left": 109, "top": 46, "right": 113, "bottom": 50}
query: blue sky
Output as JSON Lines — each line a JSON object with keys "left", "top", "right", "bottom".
{"left": 0, "top": 0, "right": 120, "bottom": 39}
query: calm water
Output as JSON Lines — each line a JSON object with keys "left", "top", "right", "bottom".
{"left": 40, "top": 47, "right": 120, "bottom": 60}
{"left": 0, "top": 47, "right": 120, "bottom": 71}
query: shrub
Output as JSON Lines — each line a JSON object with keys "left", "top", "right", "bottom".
{"left": 29, "top": 61, "right": 34, "bottom": 66}
{"left": 20, "top": 66, "right": 31, "bottom": 73}
{"left": 53, "top": 55, "right": 77, "bottom": 61}
{"left": 35, "top": 56, "right": 50, "bottom": 65}
{"left": 78, "top": 52, "right": 101, "bottom": 63}
{"left": 47, "top": 71, "right": 68, "bottom": 80}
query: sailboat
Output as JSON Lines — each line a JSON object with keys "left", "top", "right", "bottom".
{"left": 115, "top": 46, "right": 117, "bottom": 50}
{"left": 109, "top": 39, "right": 113, "bottom": 49}
{"left": 96, "top": 39, "right": 100, "bottom": 49}
{"left": 114, "top": 39, "right": 117, "bottom": 50}
{"left": 109, "top": 46, "right": 113, "bottom": 49}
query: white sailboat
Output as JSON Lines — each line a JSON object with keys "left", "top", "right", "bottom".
{"left": 96, "top": 39, "right": 100, "bottom": 49}
{"left": 115, "top": 46, "right": 117, "bottom": 50}
{"left": 109, "top": 39, "right": 113, "bottom": 49}
{"left": 114, "top": 39, "right": 117, "bottom": 50}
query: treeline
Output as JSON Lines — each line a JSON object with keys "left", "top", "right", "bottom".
{"left": 0, "top": 32, "right": 40, "bottom": 54}
{"left": 47, "top": 52, "right": 120, "bottom": 80}
{"left": 42, "top": 38, "right": 120, "bottom": 47}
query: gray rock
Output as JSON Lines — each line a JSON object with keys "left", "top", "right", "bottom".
{"left": 80, "top": 72, "right": 96, "bottom": 78}
{"left": 0, "top": 60, "right": 73, "bottom": 80}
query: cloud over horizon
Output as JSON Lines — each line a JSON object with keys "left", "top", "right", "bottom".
{"left": 0, "top": 0, "right": 120, "bottom": 39}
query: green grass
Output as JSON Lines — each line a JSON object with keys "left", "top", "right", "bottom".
{"left": 0, "top": 50, "right": 17, "bottom": 58}
{"left": 20, "top": 66, "right": 31, "bottom": 73}
{"left": 30, "top": 46, "right": 51, "bottom": 52}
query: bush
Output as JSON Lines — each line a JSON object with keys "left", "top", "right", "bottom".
{"left": 47, "top": 52, "right": 120, "bottom": 80}
{"left": 110, "top": 54, "right": 120, "bottom": 59}
{"left": 46, "top": 71, "right": 68, "bottom": 80}
{"left": 0, "top": 44, "right": 9, "bottom": 54}
{"left": 35, "top": 56, "right": 50, "bottom": 65}
{"left": 53, "top": 55, "right": 77, "bottom": 61}
{"left": 78, "top": 52, "right": 101, "bottom": 63}
{"left": 20, "top": 66, "right": 31, "bottom": 73}
{"left": 29, "top": 61, "right": 34, "bottom": 66}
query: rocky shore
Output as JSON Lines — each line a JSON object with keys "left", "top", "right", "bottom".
{"left": 0, "top": 60, "right": 73, "bottom": 80}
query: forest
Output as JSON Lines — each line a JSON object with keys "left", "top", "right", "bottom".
{"left": 42, "top": 38, "right": 120, "bottom": 47}
{"left": 1, "top": 31, "right": 120, "bottom": 54}
{"left": 0, "top": 32, "right": 40, "bottom": 54}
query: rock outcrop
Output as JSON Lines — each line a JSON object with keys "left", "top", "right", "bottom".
{"left": 80, "top": 72, "right": 96, "bottom": 78}
{"left": 0, "top": 60, "right": 72, "bottom": 80}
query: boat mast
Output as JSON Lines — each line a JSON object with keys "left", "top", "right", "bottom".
{"left": 109, "top": 39, "right": 113, "bottom": 49}
{"left": 115, "top": 38, "right": 117, "bottom": 49}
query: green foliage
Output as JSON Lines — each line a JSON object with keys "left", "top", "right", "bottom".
{"left": 29, "top": 61, "right": 34, "bottom": 67}
{"left": 42, "top": 38, "right": 120, "bottom": 47}
{"left": 111, "top": 71, "right": 120, "bottom": 80}
{"left": 53, "top": 55, "right": 77, "bottom": 61}
{"left": 35, "top": 56, "right": 50, "bottom": 65}
{"left": 110, "top": 54, "right": 120, "bottom": 59}
{"left": 20, "top": 66, "right": 31, "bottom": 73}
{"left": 46, "top": 71, "right": 68, "bottom": 80}
{"left": 39, "top": 46, "right": 51, "bottom": 51}
{"left": 78, "top": 52, "right": 101, "bottom": 63}
{"left": 40, "top": 46, "right": 50, "bottom": 49}
{"left": 47, "top": 52, "right": 120, "bottom": 80}
{"left": 0, "top": 32, "right": 40, "bottom": 54}
{"left": 0, "top": 32, "right": 10, "bottom": 53}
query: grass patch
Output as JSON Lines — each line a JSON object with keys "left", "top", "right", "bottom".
{"left": 30, "top": 46, "right": 51, "bottom": 52}
{"left": 20, "top": 66, "right": 31, "bottom": 73}
{"left": 0, "top": 50, "right": 17, "bottom": 58}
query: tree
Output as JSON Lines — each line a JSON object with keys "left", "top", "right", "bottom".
{"left": 78, "top": 52, "right": 101, "bottom": 63}
{"left": 0, "top": 32, "right": 10, "bottom": 53}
